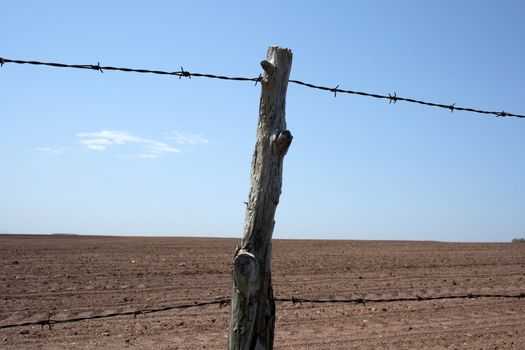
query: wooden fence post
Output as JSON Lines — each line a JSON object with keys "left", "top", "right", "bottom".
{"left": 228, "top": 46, "right": 293, "bottom": 350}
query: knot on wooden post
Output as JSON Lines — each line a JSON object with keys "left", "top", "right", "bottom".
{"left": 234, "top": 250, "right": 258, "bottom": 298}
{"left": 272, "top": 130, "right": 293, "bottom": 155}
{"left": 260, "top": 60, "right": 275, "bottom": 80}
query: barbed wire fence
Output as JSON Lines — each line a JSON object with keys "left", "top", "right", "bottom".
{"left": 0, "top": 292, "right": 523, "bottom": 330}
{"left": 1, "top": 57, "right": 524, "bottom": 336}
{"left": 1, "top": 57, "right": 524, "bottom": 119}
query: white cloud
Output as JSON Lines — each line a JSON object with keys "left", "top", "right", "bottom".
{"left": 78, "top": 138, "right": 112, "bottom": 151}
{"left": 166, "top": 131, "right": 209, "bottom": 145}
{"left": 116, "top": 153, "right": 160, "bottom": 160}
{"left": 138, "top": 153, "right": 160, "bottom": 159}
{"left": 76, "top": 130, "right": 181, "bottom": 158}
{"left": 36, "top": 147, "right": 64, "bottom": 155}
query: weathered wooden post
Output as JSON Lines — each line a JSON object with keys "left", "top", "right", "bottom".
{"left": 228, "top": 46, "right": 293, "bottom": 350}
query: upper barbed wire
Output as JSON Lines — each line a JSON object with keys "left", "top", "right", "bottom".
{"left": 1, "top": 57, "right": 523, "bottom": 119}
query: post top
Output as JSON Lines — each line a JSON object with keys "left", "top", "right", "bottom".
{"left": 266, "top": 46, "right": 293, "bottom": 67}
{"left": 267, "top": 45, "right": 293, "bottom": 56}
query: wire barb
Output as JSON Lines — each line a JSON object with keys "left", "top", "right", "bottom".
{"left": 291, "top": 296, "right": 302, "bottom": 305}
{"left": 449, "top": 103, "right": 455, "bottom": 113}
{"left": 179, "top": 66, "right": 191, "bottom": 79}
{"left": 331, "top": 84, "right": 339, "bottom": 97}
{"left": 0, "top": 57, "right": 4, "bottom": 67}
{"left": 91, "top": 62, "right": 103, "bottom": 73}
{"left": 254, "top": 74, "right": 262, "bottom": 86}
{"left": 218, "top": 298, "right": 229, "bottom": 308}
{"left": 388, "top": 92, "right": 398, "bottom": 104}
{"left": 40, "top": 314, "right": 53, "bottom": 331}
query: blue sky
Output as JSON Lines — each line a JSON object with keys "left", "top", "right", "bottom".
{"left": 1, "top": 1, "right": 524, "bottom": 242}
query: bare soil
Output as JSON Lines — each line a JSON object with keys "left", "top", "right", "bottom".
{"left": 1, "top": 235, "right": 524, "bottom": 349}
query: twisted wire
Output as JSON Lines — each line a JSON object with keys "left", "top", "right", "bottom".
{"left": 1, "top": 57, "right": 523, "bottom": 119}
{"left": 0, "top": 292, "right": 522, "bottom": 330}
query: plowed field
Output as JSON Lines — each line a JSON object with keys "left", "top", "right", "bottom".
{"left": 1, "top": 235, "right": 524, "bottom": 349}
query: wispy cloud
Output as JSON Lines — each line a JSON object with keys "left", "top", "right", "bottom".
{"left": 36, "top": 147, "right": 64, "bottom": 156}
{"left": 76, "top": 130, "right": 181, "bottom": 158}
{"left": 78, "top": 138, "right": 112, "bottom": 151}
{"left": 166, "top": 131, "right": 209, "bottom": 145}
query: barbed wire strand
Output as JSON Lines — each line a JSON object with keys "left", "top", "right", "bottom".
{"left": 0, "top": 292, "right": 523, "bottom": 330}
{"left": 0, "top": 298, "right": 230, "bottom": 330}
{"left": 1, "top": 57, "right": 523, "bottom": 119}
{"left": 276, "top": 292, "right": 525, "bottom": 306}
{"left": 288, "top": 80, "right": 524, "bottom": 119}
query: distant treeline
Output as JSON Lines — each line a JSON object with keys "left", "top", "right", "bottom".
{"left": 511, "top": 238, "right": 525, "bottom": 243}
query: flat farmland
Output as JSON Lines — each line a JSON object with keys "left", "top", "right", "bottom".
{"left": 0, "top": 235, "right": 524, "bottom": 349}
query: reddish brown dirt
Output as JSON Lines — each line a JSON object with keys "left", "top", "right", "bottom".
{"left": 0, "top": 235, "right": 524, "bottom": 349}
